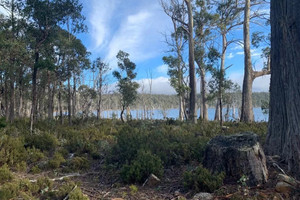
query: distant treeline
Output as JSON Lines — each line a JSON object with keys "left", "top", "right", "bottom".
{"left": 98, "top": 92, "right": 269, "bottom": 111}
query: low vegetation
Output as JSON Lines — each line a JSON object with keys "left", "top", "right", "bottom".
{"left": 0, "top": 117, "right": 268, "bottom": 198}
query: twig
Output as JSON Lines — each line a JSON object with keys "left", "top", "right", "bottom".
{"left": 63, "top": 185, "right": 77, "bottom": 200}
{"left": 273, "top": 163, "right": 286, "bottom": 175}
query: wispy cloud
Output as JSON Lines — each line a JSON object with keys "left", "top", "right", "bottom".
{"left": 227, "top": 53, "right": 234, "bottom": 59}
{"left": 137, "top": 77, "right": 175, "bottom": 95}
{"left": 105, "top": 10, "right": 153, "bottom": 63}
{"left": 156, "top": 64, "right": 168, "bottom": 74}
{"left": 87, "top": 0, "right": 171, "bottom": 68}
{"left": 229, "top": 72, "right": 270, "bottom": 92}
{"left": 89, "top": 0, "right": 118, "bottom": 49}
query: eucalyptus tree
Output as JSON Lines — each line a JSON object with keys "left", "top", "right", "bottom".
{"left": 265, "top": 0, "right": 300, "bottom": 176}
{"left": 211, "top": 0, "right": 243, "bottom": 122}
{"left": 0, "top": 0, "right": 30, "bottom": 122}
{"left": 194, "top": 0, "right": 218, "bottom": 121}
{"left": 160, "top": 0, "right": 197, "bottom": 123}
{"left": 161, "top": 0, "right": 188, "bottom": 121}
{"left": 23, "top": 0, "right": 85, "bottom": 130}
{"left": 92, "top": 57, "right": 110, "bottom": 120}
{"left": 113, "top": 51, "right": 139, "bottom": 123}
{"left": 240, "top": 0, "right": 270, "bottom": 122}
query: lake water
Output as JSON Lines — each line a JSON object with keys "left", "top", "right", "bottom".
{"left": 101, "top": 107, "right": 268, "bottom": 122}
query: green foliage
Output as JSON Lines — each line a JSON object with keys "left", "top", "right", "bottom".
{"left": 0, "top": 117, "right": 6, "bottom": 128}
{"left": 0, "top": 135, "right": 27, "bottom": 167}
{"left": 109, "top": 123, "right": 209, "bottom": 168}
{"left": 120, "top": 150, "right": 163, "bottom": 183}
{"left": 261, "top": 100, "right": 269, "bottom": 115}
{"left": 183, "top": 165, "right": 225, "bottom": 193}
{"left": 68, "top": 156, "right": 90, "bottom": 171}
{"left": 48, "top": 152, "right": 66, "bottom": 169}
{"left": 0, "top": 181, "right": 19, "bottom": 200}
{"left": 0, "top": 164, "right": 13, "bottom": 184}
{"left": 27, "top": 147, "right": 45, "bottom": 164}
{"left": 113, "top": 50, "right": 139, "bottom": 122}
{"left": 30, "top": 166, "right": 41, "bottom": 174}
{"left": 25, "top": 132, "right": 58, "bottom": 152}
{"left": 54, "top": 180, "right": 87, "bottom": 200}
{"left": 69, "top": 187, "right": 89, "bottom": 200}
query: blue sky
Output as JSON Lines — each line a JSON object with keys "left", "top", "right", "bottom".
{"left": 1, "top": 0, "right": 270, "bottom": 95}
{"left": 0, "top": 1, "right": 270, "bottom": 95}
{"left": 76, "top": 0, "right": 270, "bottom": 94}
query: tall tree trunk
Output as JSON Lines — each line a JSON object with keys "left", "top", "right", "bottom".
{"left": 72, "top": 76, "right": 76, "bottom": 116}
{"left": 214, "top": 101, "right": 220, "bottom": 121}
{"left": 97, "top": 86, "right": 102, "bottom": 120}
{"left": 67, "top": 78, "right": 72, "bottom": 125}
{"left": 4, "top": 76, "right": 9, "bottom": 122}
{"left": 241, "top": 0, "right": 254, "bottom": 123}
{"left": 18, "top": 68, "right": 24, "bottom": 118}
{"left": 9, "top": 76, "right": 15, "bottom": 123}
{"left": 58, "top": 81, "right": 63, "bottom": 125}
{"left": 241, "top": 0, "right": 270, "bottom": 122}
{"left": 185, "top": 0, "right": 197, "bottom": 123}
{"left": 265, "top": 0, "right": 300, "bottom": 175}
{"left": 218, "top": 33, "right": 227, "bottom": 126}
{"left": 30, "top": 52, "right": 39, "bottom": 132}
{"left": 200, "top": 67, "right": 208, "bottom": 121}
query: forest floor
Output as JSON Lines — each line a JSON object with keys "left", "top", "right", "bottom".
{"left": 16, "top": 157, "right": 288, "bottom": 200}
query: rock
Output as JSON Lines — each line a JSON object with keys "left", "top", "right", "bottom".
{"left": 142, "top": 174, "right": 160, "bottom": 187}
{"left": 192, "top": 192, "right": 213, "bottom": 200}
{"left": 275, "top": 181, "right": 294, "bottom": 193}
{"left": 277, "top": 174, "right": 299, "bottom": 187}
{"left": 203, "top": 132, "right": 268, "bottom": 186}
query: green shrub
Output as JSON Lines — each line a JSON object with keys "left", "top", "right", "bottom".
{"left": 27, "top": 147, "right": 45, "bottom": 164}
{"left": 0, "top": 164, "right": 13, "bottom": 184}
{"left": 183, "top": 165, "right": 225, "bottom": 193}
{"left": 69, "top": 187, "right": 89, "bottom": 200}
{"left": 16, "top": 161, "right": 27, "bottom": 172}
{"left": 48, "top": 152, "right": 65, "bottom": 169}
{"left": 25, "top": 132, "right": 58, "bottom": 152}
{"left": 0, "top": 181, "right": 19, "bottom": 200}
{"left": 120, "top": 150, "right": 163, "bottom": 183}
{"left": 68, "top": 156, "right": 90, "bottom": 171}
{"left": 109, "top": 126, "right": 143, "bottom": 166}
{"left": 30, "top": 166, "right": 41, "bottom": 174}
{"left": 53, "top": 180, "right": 86, "bottom": 199}
{"left": 0, "top": 117, "right": 6, "bottom": 129}
{"left": 0, "top": 135, "right": 27, "bottom": 167}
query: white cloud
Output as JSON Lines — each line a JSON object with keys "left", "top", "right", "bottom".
{"left": 89, "top": 0, "right": 118, "bottom": 49}
{"left": 253, "top": 75, "right": 270, "bottom": 92}
{"left": 105, "top": 10, "right": 153, "bottom": 63}
{"left": 229, "top": 72, "right": 270, "bottom": 92}
{"left": 87, "top": 0, "right": 171, "bottom": 69}
{"left": 227, "top": 53, "right": 234, "bottom": 59}
{"left": 137, "top": 77, "right": 175, "bottom": 94}
{"left": 235, "top": 49, "right": 261, "bottom": 57}
{"left": 156, "top": 64, "right": 168, "bottom": 74}
{"left": 231, "top": 44, "right": 244, "bottom": 50}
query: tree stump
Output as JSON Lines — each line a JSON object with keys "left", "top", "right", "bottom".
{"left": 203, "top": 132, "right": 268, "bottom": 186}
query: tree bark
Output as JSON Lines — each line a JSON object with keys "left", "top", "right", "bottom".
{"left": 9, "top": 76, "right": 15, "bottom": 123}
{"left": 67, "top": 78, "right": 72, "bottom": 125}
{"left": 30, "top": 52, "right": 39, "bottom": 132}
{"left": 185, "top": 0, "right": 197, "bottom": 124}
{"left": 58, "top": 81, "right": 63, "bottom": 125}
{"left": 72, "top": 76, "right": 77, "bottom": 116}
{"left": 265, "top": 0, "right": 300, "bottom": 175}
{"left": 200, "top": 68, "right": 208, "bottom": 121}
{"left": 241, "top": 0, "right": 254, "bottom": 123}
{"left": 240, "top": 0, "right": 270, "bottom": 123}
